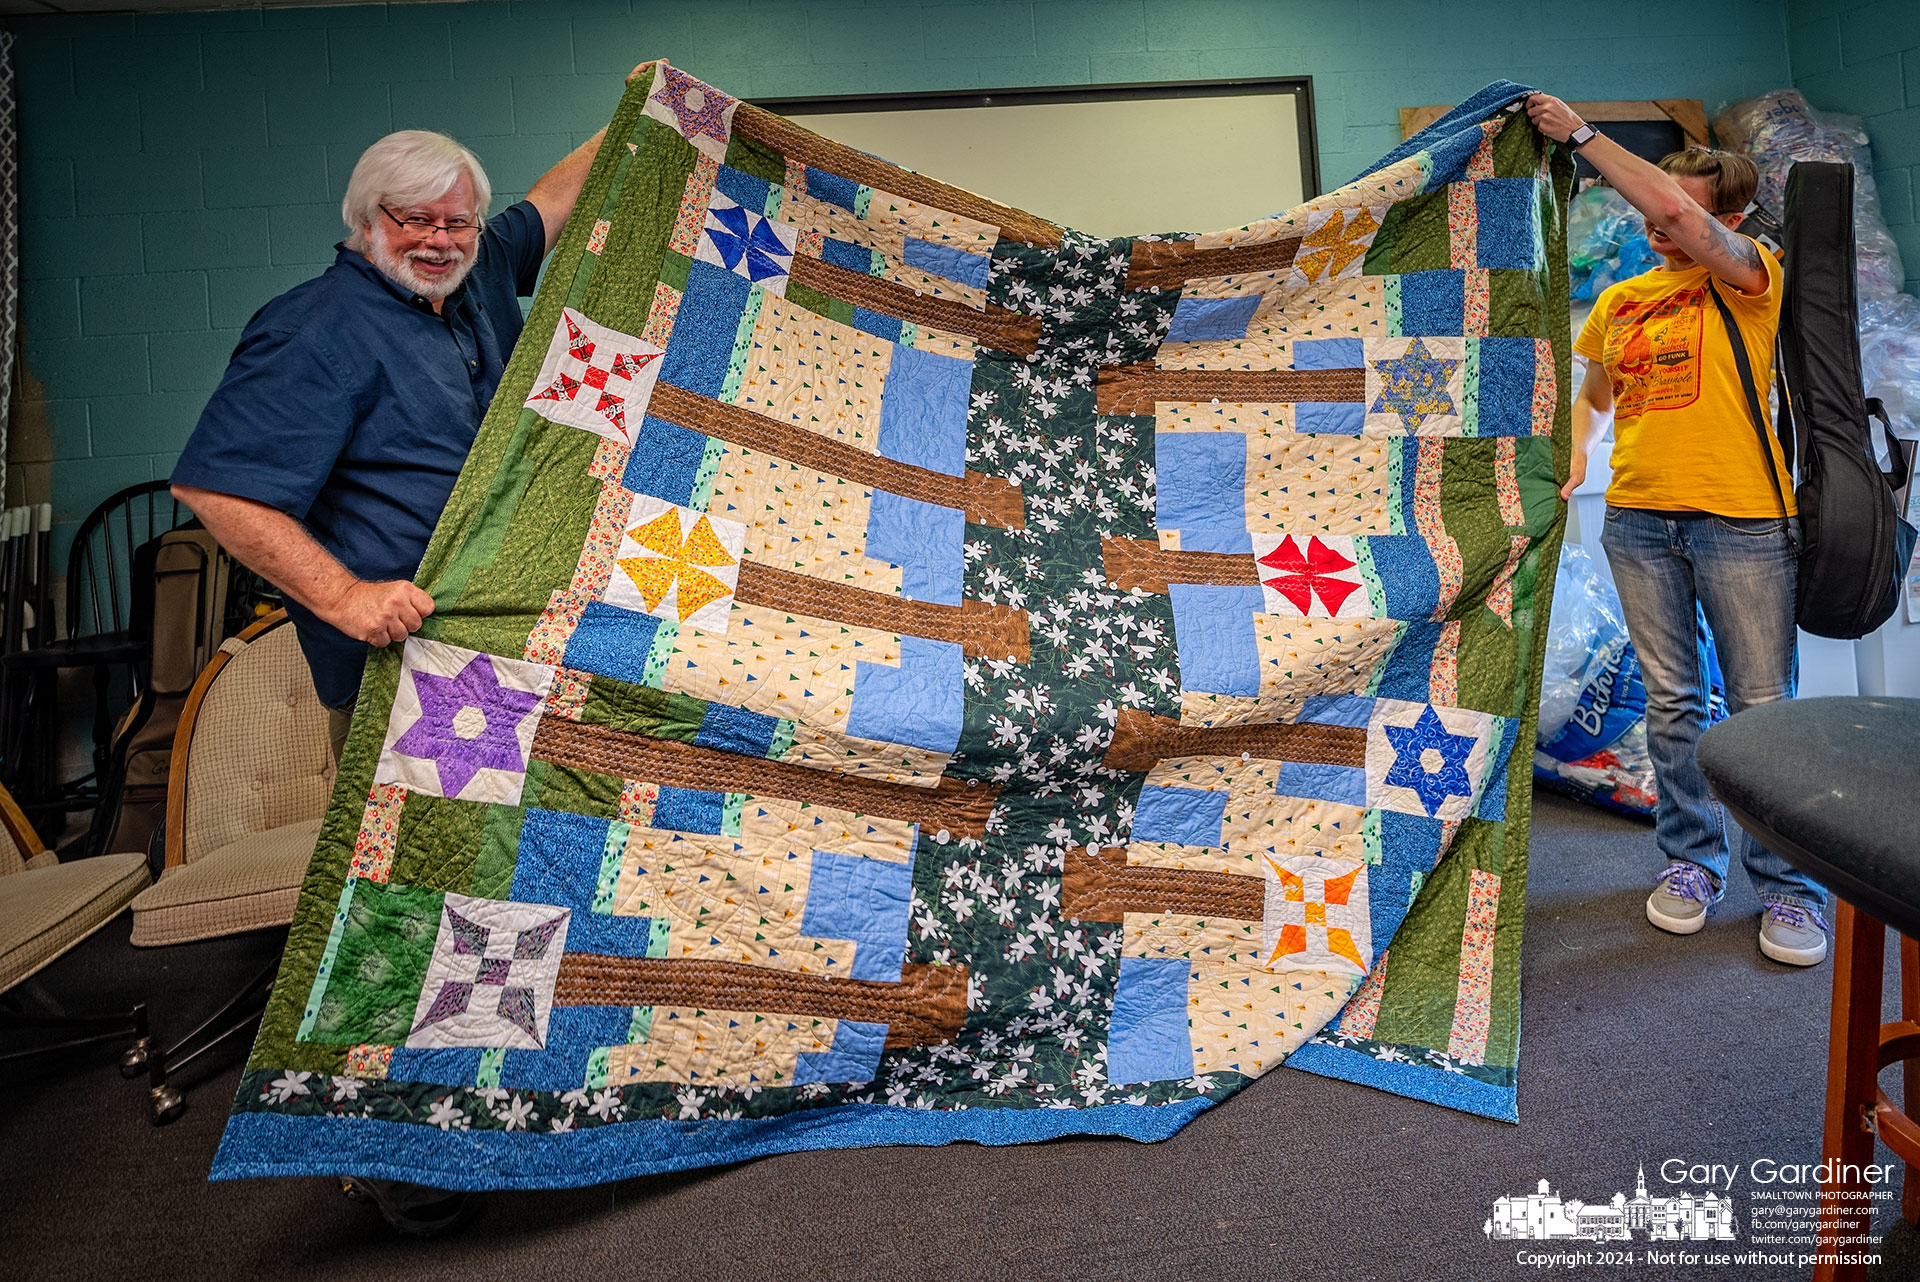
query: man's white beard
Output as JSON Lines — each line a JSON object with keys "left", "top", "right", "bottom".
{"left": 369, "top": 237, "right": 475, "bottom": 301}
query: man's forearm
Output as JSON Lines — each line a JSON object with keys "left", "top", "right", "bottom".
{"left": 527, "top": 129, "right": 606, "bottom": 253}
{"left": 170, "top": 485, "right": 354, "bottom": 618}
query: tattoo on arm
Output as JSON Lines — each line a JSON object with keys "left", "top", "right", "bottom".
{"left": 1708, "top": 218, "right": 1763, "bottom": 275}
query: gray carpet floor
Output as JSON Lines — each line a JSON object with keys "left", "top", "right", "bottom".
{"left": 3, "top": 788, "right": 1916, "bottom": 1282}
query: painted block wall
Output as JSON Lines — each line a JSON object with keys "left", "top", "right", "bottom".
{"left": 4, "top": 0, "right": 1793, "bottom": 555}
{"left": 1787, "top": 0, "right": 1920, "bottom": 296}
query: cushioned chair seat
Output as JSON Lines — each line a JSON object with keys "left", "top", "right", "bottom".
{"left": 0, "top": 851, "right": 150, "bottom": 992}
{"left": 129, "top": 817, "right": 322, "bottom": 947}
{"left": 1697, "top": 696, "right": 1920, "bottom": 937}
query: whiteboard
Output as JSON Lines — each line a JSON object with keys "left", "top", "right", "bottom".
{"left": 781, "top": 83, "right": 1314, "bottom": 241}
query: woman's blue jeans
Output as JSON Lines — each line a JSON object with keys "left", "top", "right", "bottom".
{"left": 1598, "top": 505, "right": 1827, "bottom": 912}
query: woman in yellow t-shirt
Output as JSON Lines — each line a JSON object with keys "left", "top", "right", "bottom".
{"left": 1528, "top": 94, "right": 1828, "bottom": 967}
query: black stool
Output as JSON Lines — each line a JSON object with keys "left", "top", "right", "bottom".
{"left": 1699, "top": 696, "right": 1920, "bottom": 1282}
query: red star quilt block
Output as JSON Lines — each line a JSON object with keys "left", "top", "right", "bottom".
{"left": 525, "top": 307, "right": 665, "bottom": 446}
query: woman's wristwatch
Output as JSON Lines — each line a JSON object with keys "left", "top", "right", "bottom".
{"left": 1568, "top": 123, "right": 1600, "bottom": 150}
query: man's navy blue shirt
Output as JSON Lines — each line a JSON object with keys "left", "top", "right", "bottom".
{"left": 174, "top": 200, "right": 546, "bottom": 707}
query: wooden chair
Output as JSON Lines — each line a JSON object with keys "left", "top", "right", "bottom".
{"left": 126, "top": 608, "right": 334, "bottom": 1122}
{"left": 1699, "top": 696, "right": 1920, "bottom": 1282}
{"left": 1, "top": 481, "right": 194, "bottom": 828}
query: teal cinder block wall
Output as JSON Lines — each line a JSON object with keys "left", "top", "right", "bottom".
{"left": 5, "top": 0, "right": 1799, "bottom": 551}
{"left": 1786, "top": 0, "right": 1920, "bottom": 296}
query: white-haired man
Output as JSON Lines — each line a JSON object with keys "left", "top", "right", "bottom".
{"left": 173, "top": 94, "right": 634, "bottom": 762}
{"left": 170, "top": 73, "right": 643, "bottom": 1235}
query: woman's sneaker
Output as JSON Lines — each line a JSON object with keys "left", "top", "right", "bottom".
{"left": 1758, "top": 901, "right": 1830, "bottom": 967}
{"left": 1646, "top": 862, "right": 1714, "bottom": 934}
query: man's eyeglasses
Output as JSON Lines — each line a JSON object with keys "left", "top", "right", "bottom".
{"left": 380, "top": 205, "right": 482, "bottom": 243}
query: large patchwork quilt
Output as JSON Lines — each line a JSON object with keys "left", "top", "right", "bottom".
{"left": 214, "top": 70, "right": 1571, "bottom": 1188}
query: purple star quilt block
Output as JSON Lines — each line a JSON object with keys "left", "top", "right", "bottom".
{"left": 375, "top": 638, "right": 556, "bottom": 805}
{"left": 641, "top": 61, "right": 738, "bottom": 162}
{"left": 407, "top": 893, "right": 572, "bottom": 1051}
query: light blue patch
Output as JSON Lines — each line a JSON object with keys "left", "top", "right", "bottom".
{"left": 845, "top": 635, "right": 963, "bottom": 753}
{"left": 1297, "top": 694, "right": 1377, "bottom": 727}
{"left": 793, "top": 1019, "right": 888, "bottom": 1085}
{"left": 1274, "top": 761, "right": 1368, "bottom": 806}
{"left": 877, "top": 345, "right": 970, "bottom": 477}
{"left": 1155, "top": 432, "right": 1250, "bottom": 552}
{"left": 1172, "top": 526, "right": 1255, "bottom": 554}
{"left": 1165, "top": 293, "right": 1260, "bottom": 342}
{"left": 1296, "top": 402, "right": 1365, "bottom": 435}
{"left": 1292, "top": 337, "right": 1363, "bottom": 369}
{"left": 798, "top": 848, "right": 915, "bottom": 981}
{"left": 865, "top": 490, "right": 964, "bottom": 605}
{"left": 1132, "top": 786, "right": 1228, "bottom": 847}
{"left": 1106, "top": 957, "right": 1196, "bottom": 1086}
{"left": 1168, "top": 584, "right": 1264, "bottom": 696}
{"left": 902, "top": 236, "right": 991, "bottom": 288}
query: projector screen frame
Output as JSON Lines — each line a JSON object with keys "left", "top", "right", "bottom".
{"left": 755, "top": 75, "right": 1323, "bottom": 205}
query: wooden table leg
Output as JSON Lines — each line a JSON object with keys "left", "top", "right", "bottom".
{"left": 1902, "top": 934, "right": 1919, "bottom": 1227}
{"left": 1815, "top": 900, "right": 1885, "bottom": 1282}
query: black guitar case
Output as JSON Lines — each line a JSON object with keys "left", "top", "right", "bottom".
{"left": 1774, "top": 161, "right": 1915, "bottom": 640}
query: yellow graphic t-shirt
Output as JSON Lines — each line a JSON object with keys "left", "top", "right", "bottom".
{"left": 1574, "top": 245, "right": 1794, "bottom": 517}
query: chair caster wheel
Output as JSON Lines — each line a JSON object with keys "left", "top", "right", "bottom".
{"left": 119, "top": 1039, "right": 150, "bottom": 1078}
{"left": 150, "top": 1085, "right": 186, "bottom": 1126}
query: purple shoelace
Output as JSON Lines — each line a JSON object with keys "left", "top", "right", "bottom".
{"left": 1763, "top": 901, "right": 1830, "bottom": 934}
{"left": 1657, "top": 862, "right": 1714, "bottom": 904}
